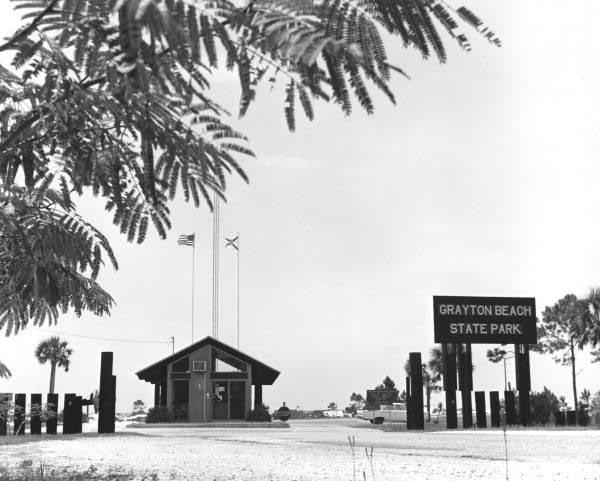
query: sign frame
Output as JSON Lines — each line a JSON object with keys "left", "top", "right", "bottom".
{"left": 433, "top": 295, "right": 537, "bottom": 344}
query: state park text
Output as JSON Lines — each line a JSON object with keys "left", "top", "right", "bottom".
{"left": 433, "top": 296, "right": 537, "bottom": 344}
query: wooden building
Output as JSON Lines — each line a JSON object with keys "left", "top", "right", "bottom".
{"left": 136, "top": 337, "right": 280, "bottom": 422}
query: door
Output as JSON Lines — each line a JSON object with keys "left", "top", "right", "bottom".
{"left": 230, "top": 382, "right": 245, "bottom": 420}
{"left": 213, "top": 382, "right": 228, "bottom": 420}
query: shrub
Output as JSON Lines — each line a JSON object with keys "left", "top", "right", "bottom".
{"left": 530, "top": 387, "right": 560, "bottom": 425}
{"left": 578, "top": 404, "right": 591, "bottom": 426}
{"left": 145, "top": 406, "right": 173, "bottom": 423}
{"left": 247, "top": 403, "right": 271, "bottom": 422}
{"left": 592, "top": 391, "right": 600, "bottom": 426}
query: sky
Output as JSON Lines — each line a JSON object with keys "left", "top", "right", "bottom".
{"left": 1, "top": 1, "right": 600, "bottom": 413}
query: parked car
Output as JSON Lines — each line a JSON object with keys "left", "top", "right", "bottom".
{"left": 359, "top": 403, "right": 407, "bottom": 424}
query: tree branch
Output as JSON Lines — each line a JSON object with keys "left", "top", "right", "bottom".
{"left": 0, "top": 0, "right": 60, "bottom": 52}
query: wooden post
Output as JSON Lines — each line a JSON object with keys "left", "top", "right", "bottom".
{"left": 406, "top": 376, "right": 413, "bottom": 430}
{"left": 30, "top": 393, "right": 42, "bottom": 435}
{"left": 159, "top": 383, "right": 167, "bottom": 406}
{"left": 465, "top": 344, "right": 473, "bottom": 392}
{"left": 445, "top": 390, "right": 457, "bottom": 429}
{"left": 443, "top": 344, "right": 458, "bottom": 429}
{"left": 409, "top": 352, "right": 424, "bottom": 430}
{"left": 461, "top": 390, "right": 473, "bottom": 428}
{"left": 0, "top": 393, "right": 8, "bottom": 435}
{"left": 515, "top": 344, "right": 531, "bottom": 426}
{"left": 46, "top": 393, "right": 58, "bottom": 434}
{"left": 75, "top": 396, "right": 83, "bottom": 434}
{"left": 14, "top": 394, "right": 25, "bottom": 435}
{"left": 63, "top": 394, "right": 76, "bottom": 434}
{"left": 490, "top": 391, "right": 501, "bottom": 428}
{"left": 98, "top": 352, "right": 116, "bottom": 434}
{"left": 154, "top": 384, "right": 160, "bottom": 408}
{"left": 254, "top": 385, "right": 263, "bottom": 409}
{"left": 458, "top": 344, "right": 473, "bottom": 429}
{"left": 475, "top": 391, "right": 486, "bottom": 428}
{"left": 504, "top": 391, "right": 516, "bottom": 426}
{"left": 110, "top": 376, "right": 116, "bottom": 432}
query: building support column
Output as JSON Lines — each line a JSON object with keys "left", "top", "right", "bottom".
{"left": 160, "top": 365, "right": 168, "bottom": 407}
{"left": 254, "top": 384, "right": 263, "bottom": 409}
{"left": 154, "top": 384, "right": 160, "bottom": 408}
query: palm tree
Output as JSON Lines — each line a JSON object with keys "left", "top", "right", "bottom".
{"left": 428, "top": 347, "right": 444, "bottom": 380}
{"left": 580, "top": 389, "right": 591, "bottom": 408}
{"left": 0, "top": 1, "right": 499, "bottom": 334}
{"left": 35, "top": 337, "right": 73, "bottom": 394}
{"left": 0, "top": 360, "right": 11, "bottom": 379}
{"left": 404, "top": 349, "right": 443, "bottom": 422}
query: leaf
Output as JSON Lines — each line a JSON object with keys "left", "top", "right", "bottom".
{"left": 284, "top": 80, "right": 296, "bottom": 131}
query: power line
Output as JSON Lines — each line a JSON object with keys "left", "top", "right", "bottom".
{"left": 37, "top": 328, "right": 170, "bottom": 344}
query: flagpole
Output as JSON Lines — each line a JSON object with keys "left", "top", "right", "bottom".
{"left": 192, "top": 232, "right": 195, "bottom": 343}
{"left": 212, "top": 193, "right": 220, "bottom": 340}
{"left": 236, "top": 232, "right": 240, "bottom": 350}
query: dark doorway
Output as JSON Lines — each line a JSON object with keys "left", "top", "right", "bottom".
{"left": 213, "top": 382, "right": 228, "bottom": 420}
{"left": 173, "top": 380, "right": 189, "bottom": 421}
{"left": 230, "top": 382, "right": 245, "bottom": 420}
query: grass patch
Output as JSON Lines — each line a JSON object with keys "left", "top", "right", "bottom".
{"left": 0, "top": 462, "right": 158, "bottom": 481}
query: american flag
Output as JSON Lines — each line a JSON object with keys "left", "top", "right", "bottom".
{"left": 177, "top": 233, "right": 195, "bottom": 246}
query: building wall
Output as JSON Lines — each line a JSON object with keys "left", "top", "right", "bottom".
{"left": 166, "top": 345, "right": 253, "bottom": 422}
{"left": 188, "top": 345, "right": 212, "bottom": 422}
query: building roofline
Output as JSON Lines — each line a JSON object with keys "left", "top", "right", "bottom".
{"left": 135, "top": 336, "right": 280, "bottom": 385}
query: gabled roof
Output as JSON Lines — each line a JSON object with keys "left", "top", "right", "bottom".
{"left": 135, "top": 336, "right": 280, "bottom": 385}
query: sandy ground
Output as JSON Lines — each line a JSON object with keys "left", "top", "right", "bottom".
{"left": 1, "top": 419, "right": 599, "bottom": 480}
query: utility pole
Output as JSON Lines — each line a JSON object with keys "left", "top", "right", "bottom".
{"left": 171, "top": 336, "right": 175, "bottom": 355}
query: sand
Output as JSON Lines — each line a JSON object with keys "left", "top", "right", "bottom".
{"left": 1, "top": 419, "right": 599, "bottom": 480}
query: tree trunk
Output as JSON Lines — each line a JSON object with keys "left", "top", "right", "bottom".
{"left": 49, "top": 361, "right": 56, "bottom": 394}
{"left": 570, "top": 339, "right": 578, "bottom": 425}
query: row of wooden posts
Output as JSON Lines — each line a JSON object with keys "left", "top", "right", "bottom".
{"left": 0, "top": 393, "right": 90, "bottom": 435}
{"left": 405, "top": 345, "right": 533, "bottom": 430}
{"left": 407, "top": 387, "right": 525, "bottom": 429}
{"left": 0, "top": 352, "right": 117, "bottom": 435}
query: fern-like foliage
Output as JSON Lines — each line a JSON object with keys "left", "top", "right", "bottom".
{"left": 0, "top": 181, "right": 116, "bottom": 335}
{"left": 0, "top": 0, "right": 499, "bottom": 329}
{"left": 0, "top": 359, "right": 11, "bottom": 378}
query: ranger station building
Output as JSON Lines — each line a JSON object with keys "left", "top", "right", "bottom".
{"left": 136, "top": 336, "right": 280, "bottom": 422}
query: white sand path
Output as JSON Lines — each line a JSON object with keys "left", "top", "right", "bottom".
{"left": 1, "top": 419, "right": 599, "bottom": 480}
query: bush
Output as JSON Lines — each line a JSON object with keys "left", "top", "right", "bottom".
{"left": 247, "top": 403, "right": 271, "bottom": 422}
{"left": 530, "top": 387, "right": 560, "bottom": 425}
{"left": 578, "top": 404, "right": 591, "bottom": 426}
{"left": 145, "top": 406, "right": 173, "bottom": 423}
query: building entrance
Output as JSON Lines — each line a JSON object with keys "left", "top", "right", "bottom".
{"left": 212, "top": 381, "right": 246, "bottom": 420}
{"left": 213, "top": 382, "right": 228, "bottom": 420}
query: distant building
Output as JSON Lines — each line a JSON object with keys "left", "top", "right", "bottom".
{"left": 136, "top": 336, "right": 280, "bottom": 422}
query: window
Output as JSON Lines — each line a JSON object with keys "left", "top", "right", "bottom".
{"left": 172, "top": 356, "right": 189, "bottom": 373}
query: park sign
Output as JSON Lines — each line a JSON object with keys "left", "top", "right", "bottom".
{"left": 433, "top": 296, "right": 537, "bottom": 344}
{"left": 366, "top": 390, "right": 397, "bottom": 408}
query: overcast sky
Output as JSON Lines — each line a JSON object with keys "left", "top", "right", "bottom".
{"left": 2, "top": 1, "right": 600, "bottom": 413}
